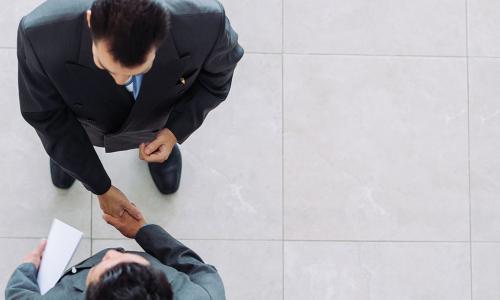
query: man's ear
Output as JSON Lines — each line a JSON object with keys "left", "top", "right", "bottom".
{"left": 86, "top": 10, "right": 91, "bottom": 28}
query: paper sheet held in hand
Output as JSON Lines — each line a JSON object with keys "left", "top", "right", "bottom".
{"left": 37, "top": 219, "right": 83, "bottom": 295}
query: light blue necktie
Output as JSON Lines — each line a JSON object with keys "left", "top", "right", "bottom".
{"left": 131, "top": 75, "right": 140, "bottom": 99}
{"left": 125, "top": 74, "right": 144, "bottom": 100}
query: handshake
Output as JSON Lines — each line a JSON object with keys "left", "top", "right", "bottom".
{"left": 97, "top": 185, "right": 146, "bottom": 238}
{"left": 23, "top": 187, "right": 146, "bottom": 269}
{"left": 96, "top": 128, "right": 179, "bottom": 231}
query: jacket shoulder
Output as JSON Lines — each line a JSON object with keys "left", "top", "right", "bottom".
{"left": 164, "top": 0, "right": 224, "bottom": 18}
{"left": 20, "top": 0, "right": 91, "bottom": 32}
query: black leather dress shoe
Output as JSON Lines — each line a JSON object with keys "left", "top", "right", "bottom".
{"left": 148, "top": 144, "right": 182, "bottom": 195}
{"left": 50, "top": 159, "right": 75, "bottom": 189}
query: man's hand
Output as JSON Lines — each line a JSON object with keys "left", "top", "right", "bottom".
{"left": 98, "top": 185, "right": 142, "bottom": 220}
{"left": 103, "top": 209, "right": 146, "bottom": 239}
{"left": 23, "top": 239, "right": 47, "bottom": 269}
{"left": 139, "top": 128, "right": 177, "bottom": 163}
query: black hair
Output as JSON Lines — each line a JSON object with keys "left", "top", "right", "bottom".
{"left": 85, "top": 262, "right": 173, "bottom": 300}
{"left": 89, "top": 0, "right": 169, "bottom": 67}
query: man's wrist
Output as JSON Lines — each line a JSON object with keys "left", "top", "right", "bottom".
{"left": 132, "top": 223, "right": 148, "bottom": 238}
{"left": 83, "top": 171, "right": 112, "bottom": 195}
{"left": 97, "top": 185, "right": 113, "bottom": 198}
{"left": 91, "top": 180, "right": 112, "bottom": 196}
{"left": 160, "top": 128, "right": 177, "bottom": 143}
{"left": 19, "top": 262, "right": 38, "bottom": 271}
{"left": 135, "top": 223, "right": 153, "bottom": 238}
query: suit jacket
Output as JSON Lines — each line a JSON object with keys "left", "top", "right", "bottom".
{"left": 5, "top": 224, "right": 225, "bottom": 300}
{"left": 17, "top": 0, "right": 244, "bottom": 194}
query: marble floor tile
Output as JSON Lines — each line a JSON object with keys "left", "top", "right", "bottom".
{"left": 469, "top": 58, "right": 500, "bottom": 241}
{"left": 472, "top": 243, "right": 500, "bottom": 300}
{"left": 285, "top": 241, "right": 470, "bottom": 300}
{"left": 468, "top": 0, "right": 500, "bottom": 57}
{"left": 284, "top": 0, "right": 466, "bottom": 56}
{"left": 284, "top": 55, "right": 469, "bottom": 241}
{"left": 220, "top": 0, "right": 282, "bottom": 53}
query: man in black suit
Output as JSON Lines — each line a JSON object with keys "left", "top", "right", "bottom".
{"left": 18, "top": 0, "right": 243, "bottom": 218}
{"left": 5, "top": 208, "right": 225, "bottom": 299}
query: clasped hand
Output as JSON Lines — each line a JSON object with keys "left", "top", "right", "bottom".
{"left": 98, "top": 186, "right": 146, "bottom": 238}
{"left": 98, "top": 185, "right": 142, "bottom": 220}
{"left": 139, "top": 128, "right": 177, "bottom": 163}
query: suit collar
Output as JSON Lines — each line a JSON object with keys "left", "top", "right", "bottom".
{"left": 72, "top": 271, "right": 88, "bottom": 292}
{"left": 61, "top": 248, "right": 112, "bottom": 292}
{"left": 66, "top": 249, "right": 167, "bottom": 293}
{"left": 68, "top": 248, "right": 153, "bottom": 292}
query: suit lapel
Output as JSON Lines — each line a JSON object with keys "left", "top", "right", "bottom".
{"left": 66, "top": 14, "right": 190, "bottom": 134}
{"left": 65, "top": 249, "right": 163, "bottom": 292}
{"left": 65, "top": 15, "right": 134, "bottom": 117}
{"left": 77, "top": 12, "right": 97, "bottom": 70}
{"left": 117, "top": 33, "right": 190, "bottom": 133}
{"left": 61, "top": 248, "right": 110, "bottom": 292}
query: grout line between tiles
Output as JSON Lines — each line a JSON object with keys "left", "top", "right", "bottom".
{"left": 245, "top": 50, "right": 282, "bottom": 55}
{"left": 5, "top": 46, "right": 500, "bottom": 60}
{"left": 281, "top": 0, "right": 285, "bottom": 299}
{"left": 471, "top": 241, "right": 500, "bottom": 244}
{"left": 0, "top": 237, "right": 483, "bottom": 243}
{"left": 248, "top": 51, "right": 470, "bottom": 59}
{"left": 469, "top": 55, "right": 500, "bottom": 59}
{"left": 0, "top": 237, "right": 92, "bottom": 240}
{"left": 465, "top": 0, "right": 474, "bottom": 298}
{"left": 284, "top": 240, "right": 472, "bottom": 244}
{"left": 282, "top": 52, "right": 467, "bottom": 58}
{"left": 92, "top": 238, "right": 284, "bottom": 242}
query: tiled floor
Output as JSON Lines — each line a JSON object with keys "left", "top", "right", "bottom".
{"left": 1, "top": 0, "right": 500, "bottom": 299}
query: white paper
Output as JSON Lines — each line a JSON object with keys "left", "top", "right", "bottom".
{"left": 37, "top": 219, "right": 83, "bottom": 295}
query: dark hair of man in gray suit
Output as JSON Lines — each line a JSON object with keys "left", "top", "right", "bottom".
{"left": 85, "top": 260, "right": 173, "bottom": 299}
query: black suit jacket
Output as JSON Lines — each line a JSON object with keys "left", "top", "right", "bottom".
{"left": 17, "top": 0, "right": 244, "bottom": 194}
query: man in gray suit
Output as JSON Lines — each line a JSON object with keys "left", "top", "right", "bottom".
{"left": 5, "top": 209, "right": 225, "bottom": 299}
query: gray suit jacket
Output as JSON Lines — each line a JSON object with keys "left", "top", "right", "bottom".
{"left": 5, "top": 225, "right": 225, "bottom": 299}
{"left": 18, "top": 0, "right": 244, "bottom": 195}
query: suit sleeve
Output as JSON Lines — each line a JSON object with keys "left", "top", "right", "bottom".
{"left": 135, "top": 224, "right": 225, "bottom": 299}
{"left": 165, "top": 7, "right": 244, "bottom": 143}
{"left": 5, "top": 263, "right": 41, "bottom": 300}
{"left": 17, "top": 19, "right": 111, "bottom": 195}
{"left": 5, "top": 263, "right": 63, "bottom": 300}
